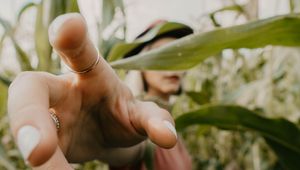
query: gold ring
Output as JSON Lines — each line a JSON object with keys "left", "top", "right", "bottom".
{"left": 49, "top": 111, "right": 60, "bottom": 130}
{"left": 65, "top": 47, "right": 100, "bottom": 74}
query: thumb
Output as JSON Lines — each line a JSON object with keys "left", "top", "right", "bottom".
{"left": 130, "top": 100, "right": 177, "bottom": 149}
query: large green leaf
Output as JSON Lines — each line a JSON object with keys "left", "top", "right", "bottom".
{"left": 175, "top": 105, "right": 300, "bottom": 169}
{"left": 265, "top": 138, "right": 300, "bottom": 170}
{"left": 107, "top": 22, "right": 191, "bottom": 62}
{"left": 110, "top": 14, "right": 300, "bottom": 70}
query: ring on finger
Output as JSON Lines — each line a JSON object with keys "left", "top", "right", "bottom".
{"left": 49, "top": 110, "right": 60, "bottom": 130}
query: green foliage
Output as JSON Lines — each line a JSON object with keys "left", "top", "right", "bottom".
{"left": 99, "top": 0, "right": 126, "bottom": 59}
{"left": 107, "top": 22, "right": 191, "bottom": 62}
{"left": 0, "top": 0, "right": 300, "bottom": 169}
{"left": 111, "top": 14, "right": 300, "bottom": 70}
{"left": 175, "top": 105, "right": 300, "bottom": 170}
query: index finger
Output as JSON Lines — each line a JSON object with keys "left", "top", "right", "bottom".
{"left": 48, "top": 13, "right": 117, "bottom": 81}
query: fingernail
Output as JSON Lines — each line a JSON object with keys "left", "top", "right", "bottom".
{"left": 163, "top": 120, "right": 177, "bottom": 139}
{"left": 49, "top": 13, "right": 80, "bottom": 44}
{"left": 17, "top": 125, "right": 41, "bottom": 160}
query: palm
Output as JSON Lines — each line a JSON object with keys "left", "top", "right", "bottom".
{"left": 56, "top": 75, "right": 145, "bottom": 162}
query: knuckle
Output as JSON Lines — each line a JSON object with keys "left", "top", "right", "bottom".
{"left": 9, "top": 71, "right": 36, "bottom": 92}
{"left": 8, "top": 71, "right": 48, "bottom": 93}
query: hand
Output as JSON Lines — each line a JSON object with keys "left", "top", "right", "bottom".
{"left": 7, "top": 13, "right": 177, "bottom": 168}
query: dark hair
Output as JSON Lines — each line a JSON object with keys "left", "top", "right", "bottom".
{"left": 124, "top": 25, "right": 193, "bottom": 58}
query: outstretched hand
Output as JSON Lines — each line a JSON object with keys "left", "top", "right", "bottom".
{"left": 7, "top": 13, "right": 177, "bottom": 168}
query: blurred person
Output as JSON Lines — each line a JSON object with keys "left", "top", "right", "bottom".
{"left": 7, "top": 13, "right": 192, "bottom": 170}
{"left": 109, "top": 20, "right": 194, "bottom": 170}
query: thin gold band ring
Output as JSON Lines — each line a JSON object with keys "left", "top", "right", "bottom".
{"left": 65, "top": 47, "right": 100, "bottom": 74}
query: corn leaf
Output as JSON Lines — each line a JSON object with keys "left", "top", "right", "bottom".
{"left": 111, "top": 14, "right": 300, "bottom": 70}
{"left": 17, "top": 1, "right": 37, "bottom": 21}
{"left": 209, "top": 5, "right": 244, "bottom": 27}
{"left": 35, "top": 1, "right": 52, "bottom": 71}
{"left": 65, "top": 0, "right": 80, "bottom": 13}
{"left": 0, "top": 17, "right": 32, "bottom": 70}
{"left": 11, "top": 38, "right": 33, "bottom": 71}
{"left": 0, "top": 76, "right": 10, "bottom": 86}
{"left": 99, "top": 0, "right": 125, "bottom": 55}
{"left": 0, "top": 82, "right": 8, "bottom": 115}
{"left": 265, "top": 138, "right": 300, "bottom": 170}
{"left": 186, "top": 91, "right": 211, "bottom": 105}
{"left": 0, "top": 17, "right": 12, "bottom": 34}
{"left": 99, "top": 0, "right": 116, "bottom": 52}
{"left": 0, "top": 33, "right": 6, "bottom": 58}
{"left": 175, "top": 105, "right": 300, "bottom": 170}
{"left": 102, "top": 0, "right": 115, "bottom": 29}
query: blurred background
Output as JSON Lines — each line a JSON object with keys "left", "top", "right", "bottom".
{"left": 0, "top": 0, "right": 300, "bottom": 169}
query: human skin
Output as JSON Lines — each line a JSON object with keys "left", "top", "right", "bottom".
{"left": 7, "top": 13, "right": 177, "bottom": 169}
{"left": 142, "top": 38, "right": 184, "bottom": 101}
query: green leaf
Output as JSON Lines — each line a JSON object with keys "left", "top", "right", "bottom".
{"left": 99, "top": 0, "right": 126, "bottom": 55}
{"left": 0, "top": 17, "right": 11, "bottom": 59}
{"left": 0, "top": 33, "right": 6, "bottom": 57}
{"left": 212, "top": 5, "right": 244, "bottom": 14}
{"left": 0, "top": 17, "right": 32, "bottom": 70}
{"left": 175, "top": 105, "right": 300, "bottom": 169}
{"left": 0, "top": 81, "right": 8, "bottom": 116}
{"left": 0, "top": 144, "right": 15, "bottom": 170}
{"left": 209, "top": 5, "right": 244, "bottom": 27}
{"left": 11, "top": 39, "right": 33, "bottom": 71}
{"left": 102, "top": 36, "right": 124, "bottom": 59}
{"left": 35, "top": 0, "right": 52, "bottom": 71}
{"left": 186, "top": 91, "right": 211, "bottom": 105}
{"left": 99, "top": 0, "right": 116, "bottom": 50}
{"left": 17, "top": 1, "right": 37, "bottom": 21}
{"left": 110, "top": 14, "right": 300, "bottom": 70}
{"left": 65, "top": 0, "right": 80, "bottom": 13}
{"left": 186, "top": 80, "right": 214, "bottom": 105}
{"left": 102, "top": 0, "right": 115, "bottom": 29}
{"left": 113, "top": 0, "right": 125, "bottom": 13}
{"left": 290, "top": 0, "right": 295, "bottom": 13}
{"left": 265, "top": 138, "right": 300, "bottom": 170}
{"left": 107, "top": 22, "right": 190, "bottom": 62}
{"left": 0, "top": 75, "right": 11, "bottom": 86}
{"left": 0, "top": 17, "right": 13, "bottom": 34}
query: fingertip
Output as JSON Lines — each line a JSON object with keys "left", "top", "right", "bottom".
{"left": 49, "top": 13, "right": 87, "bottom": 49}
{"left": 28, "top": 127, "right": 58, "bottom": 166}
{"left": 16, "top": 124, "right": 58, "bottom": 167}
{"left": 147, "top": 118, "right": 177, "bottom": 149}
{"left": 13, "top": 114, "right": 58, "bottom": 167}
{"left": 163, "top": 120, "right": 178, "bottom": 139}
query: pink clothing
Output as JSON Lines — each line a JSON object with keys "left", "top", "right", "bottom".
{"left": 151, "top": 138, "right": 192, "bottom": 170}
{"left": 111, "top": 138, "right": 192, "bottom": 170}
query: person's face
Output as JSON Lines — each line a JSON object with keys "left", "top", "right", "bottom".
{"left": 143, "top": 37, "right": 184, "bottom": 96}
